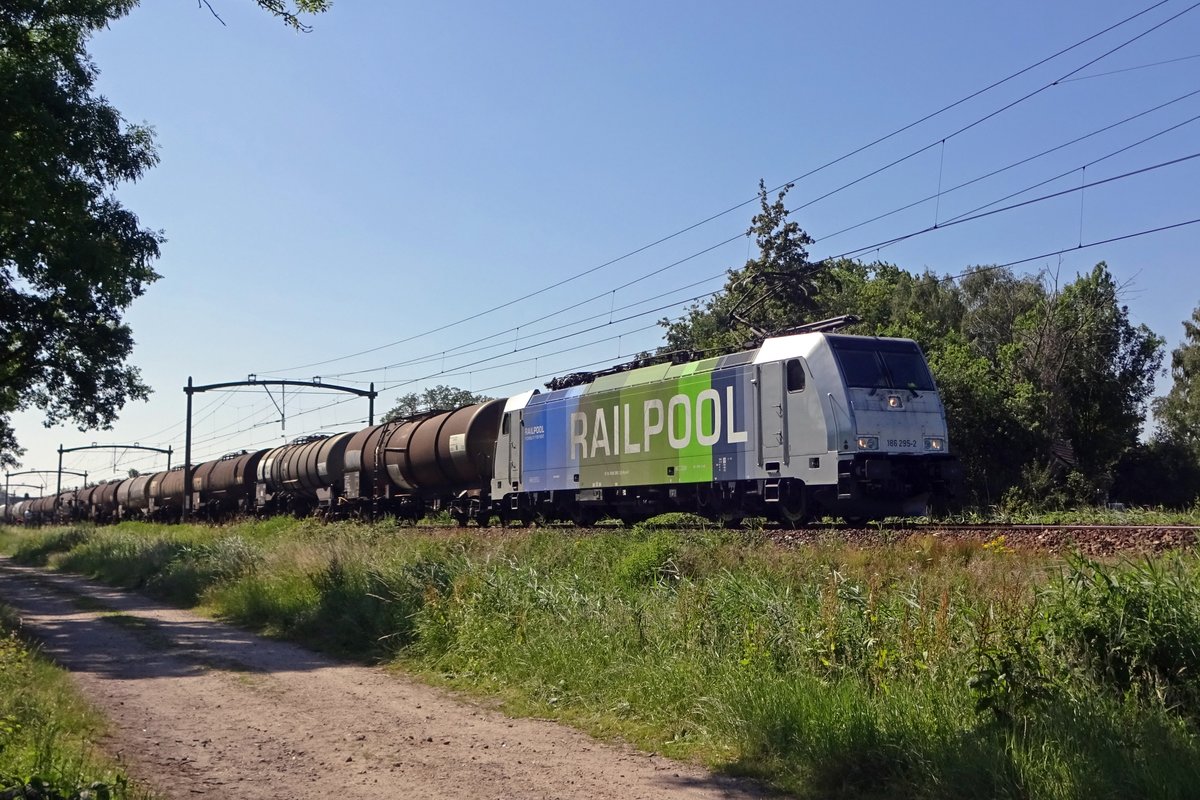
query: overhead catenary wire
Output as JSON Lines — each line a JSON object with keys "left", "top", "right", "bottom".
{"left": 259, "top": 0, "right": 1178, "bottom": 377}
{"left": 277, "top": 140, "right": 1200, "bottom": 404}
{"left": 322, "top": 269, "right": 732, "bottom": 380}
{"left": 938, "top": 216, "right": 1200, "bottom": 285}
{"left": 307, "top": 94, "right": 1200, "bottom": 389}
{"left": 814, "top": 87, "right": 1200, "bottom": 245}
{"left": 783, "top": 0, "right": 1200, "bottom": 224}
{"left": 63, "top": 134, "right": 1200, "bottom": 473}
{"left": 936, "top": 113, "right": 1200, "bottom": 227}
{"left": 824, "top": 150, "right": 1200, "bottom": 263}
{"left": 369, "top": 290, "right": 724, "bottom": 395}
{"left": 31, "top": 210, "right": 1200, "bottom": 480}
{"left": 1058, "top": 51, "right": 1200, "bottom": 82}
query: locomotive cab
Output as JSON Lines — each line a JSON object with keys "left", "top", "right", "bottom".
{"left": 753, "top": 332, "right": 960, "bottom": 520}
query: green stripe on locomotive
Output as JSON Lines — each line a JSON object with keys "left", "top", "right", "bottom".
{"left": 565, "top": 357, "right": 752, "bottom": 489}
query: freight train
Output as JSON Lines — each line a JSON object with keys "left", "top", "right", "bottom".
{"left": 2, "top": 326, "right": 961, "bottom": 528}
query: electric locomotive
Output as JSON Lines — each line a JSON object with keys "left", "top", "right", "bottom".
{"left": 490, "top": 328, "right": 960, "bottom": 526}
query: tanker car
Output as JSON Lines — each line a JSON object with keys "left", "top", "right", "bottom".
{"left": 10, "top": 329, "right": 960, "bottom": 527}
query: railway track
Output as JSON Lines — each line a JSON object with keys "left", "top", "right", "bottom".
{"left": 763, "top": 523, "right": 1200, "bottom": 555}
{"left": 425, "top": 519, "right": 1200, "bottom": 556}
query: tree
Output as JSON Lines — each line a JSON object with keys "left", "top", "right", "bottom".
{"left": 662, "top": 180, "right": 823, "bottom": 352}
{"left": 1007, "top": 264, "right": 1163, "bottom": 500}
{"left": 1, "top": 0, "right": 162, "bottom": 468}
{"left": 1155, "top": 304, "right": 1200, "bottom": 452}
{"left": 214, "top": 1, "right": 331, "bottom": 31}
{"left": 1113, "top": 439, "right": 1200, "bottom": 508}
{"left": 383, "top": 385, "right": 494, "bottom": 422}
{"left": 0, "top": 0, "right": 329, "bottom": 468}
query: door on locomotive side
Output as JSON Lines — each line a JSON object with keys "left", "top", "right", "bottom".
{"left": 492, "top": 411, "right": 517, "bottom": 494}
{"left": 756, "top": 362, "right": 785, "bottom": 466}
{"left": 507, "top": 411, "right": 521, "bottom": 488}
{"left": 493, "top": 390, "right": 537, "bottom": 495}
{"left": 782, "top": 358, "right": 827, "bottom": 459}
{"left": 756, "top": 357, "right": 827, "bottom": 468}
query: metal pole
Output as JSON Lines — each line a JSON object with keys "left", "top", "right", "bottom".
{"left": 369, "top": 382, "right": 375, "bottom": 426}
{"left": 184, "top": 376, "right": 193, "bottom": 521}
{"left": 56, "top": 445, "right": 63, "bottom": 506}
{"left": 167, "top": 446, "right": 173, "bottom": 471}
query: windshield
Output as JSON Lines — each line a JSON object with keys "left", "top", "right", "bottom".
{"left": 829, "top": 337, "right": 936, "bottom": 392}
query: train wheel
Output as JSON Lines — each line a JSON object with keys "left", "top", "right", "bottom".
{"left": 779, "top": 485, "right": 808, "bottom": 527}
{"left": 571, "top": 507, "right": 599, "bottom": 527}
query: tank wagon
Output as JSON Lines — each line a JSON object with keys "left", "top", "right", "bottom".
{"left": 9, "top": 330, "right": 960, "bottom": 528}
{"left": 194, "top": 450, "right": 265, "bottom": 519}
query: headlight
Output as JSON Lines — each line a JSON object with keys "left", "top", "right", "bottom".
{"left": 924, "top": 437, "right": 945, "bottom": 451}
{"left": 886, "top": 394, "right": 903, "bottom": 409}
{"left": 856, "top": 436, "right": 879, "bottom": 451}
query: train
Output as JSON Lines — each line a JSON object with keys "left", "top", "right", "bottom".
{"left": 2, "top": 325, "right": 961, "bottom": 528}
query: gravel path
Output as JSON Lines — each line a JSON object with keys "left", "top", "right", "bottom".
{"left": 0, "top": 559, "right": 771, "bottom": 800}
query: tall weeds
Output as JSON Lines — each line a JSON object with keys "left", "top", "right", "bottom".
{"left": 4, "top": 520, "right": 1200, "bottom": 798}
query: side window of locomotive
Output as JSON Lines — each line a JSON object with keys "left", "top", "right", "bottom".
{"left": 501, "top": 414, "right": 510, "bottom": 435}
{"left": 786, "top": 359, "right": 806, "bottom": 392}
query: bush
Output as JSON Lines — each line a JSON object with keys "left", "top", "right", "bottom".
{"left": 146, "top": 536, "right": 264, "bottom": 605}
{"left": 614, "top": 532, "right": 680, "bottom": 588}
{"left": 1043, "top": 554, "right": 1200, "bottom": 717}
{"left": 12, "top": 527, "right": 92, "bottom": 566}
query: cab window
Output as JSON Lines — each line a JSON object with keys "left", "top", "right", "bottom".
{"left": 786, "top": 359, "right": 806, "bottom": 392}
{"left": 829, "top": 337, "right": 935, "bottom": 392}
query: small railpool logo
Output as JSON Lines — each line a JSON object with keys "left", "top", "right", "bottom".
{"left": 524, "top": 424, "right": 546, "bottom": 442}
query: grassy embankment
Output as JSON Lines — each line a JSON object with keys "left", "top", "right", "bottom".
{"left": 0, "top": 605, "right": 145, "bottom": 799}
{"left": 3, "top": 518, "right": 1200, "bottom": 799}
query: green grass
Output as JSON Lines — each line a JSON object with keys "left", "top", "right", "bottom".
{"left": 4, "top": 519, "right": 1200, "bottom": 798}
{"left": 0, "top": 605, "right": 146, "bottom": 800}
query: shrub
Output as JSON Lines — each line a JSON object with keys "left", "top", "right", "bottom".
{"left": 12, "top": 527, "right": 92, "bottom": 566}
{"left": 1043, "top": 554, "right": 1200, "bottom": 718}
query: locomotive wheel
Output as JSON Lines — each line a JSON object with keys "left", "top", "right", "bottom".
{"left": 571, "top": 507, "right": 599, "bottom": 527}
{"left": 616, "top": 507, "right": 643, "bottom": 527}
{"left": 500, "top": 505, "right": 531, "bottom": 527}
{"left": 779, "top": 484, "right": 808, "bottom": 526}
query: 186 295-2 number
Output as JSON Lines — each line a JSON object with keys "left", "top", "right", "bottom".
{"left": 887, "top": 438, "right": 918, "bottom": 449}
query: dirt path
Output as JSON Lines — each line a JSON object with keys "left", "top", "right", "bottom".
{"left": 0, "top": 559, "right": 771, "bottom": 800}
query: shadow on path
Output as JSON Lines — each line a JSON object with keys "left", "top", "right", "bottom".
{"left": 0, "top": 560, "right": 332, "bottom": 679}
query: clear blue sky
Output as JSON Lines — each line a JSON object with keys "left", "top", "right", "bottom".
{"left": 10, "top": 0, "right": 1200, "bottom": 486}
